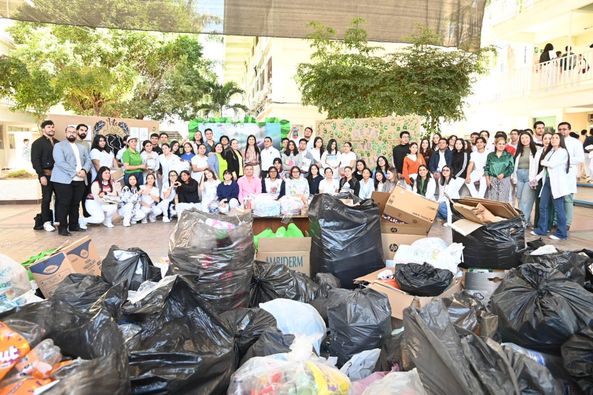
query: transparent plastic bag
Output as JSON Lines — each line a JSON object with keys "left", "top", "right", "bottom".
{"left": 0, "top": 254, "right": 33, "bottom": 313}
{"left": 361, "top": 369, "right": 427, "bottom": 395}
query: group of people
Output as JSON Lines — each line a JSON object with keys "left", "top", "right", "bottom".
{"left": 31, "top": 119, "right": 585, "bottom": 240}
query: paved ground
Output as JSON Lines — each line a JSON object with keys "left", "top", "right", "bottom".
{"left": 1, "top": 204, "right": 592, "bottom": 263}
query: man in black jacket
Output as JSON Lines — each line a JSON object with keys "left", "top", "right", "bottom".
{"left": 31, "top": 120, "right": 58, "bottom": 231}
{"left": 392, "top": 131, "right": 410, "bottom": 177}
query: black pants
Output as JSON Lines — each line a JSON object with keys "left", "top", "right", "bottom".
{"left": 53, "top": 181, "right": 86, "bottom": 230}
{"left": 40, "top": 179, "right": 54, "bottom": 223}
{"left": 81, "top": 171, "right": 92, "bottom": 217}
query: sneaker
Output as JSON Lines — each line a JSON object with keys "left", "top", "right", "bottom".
{"left": 549, "top": 234, "right": 565, "bottom": 241}
{"left": 78, "top": 218, "right": 87, "bottom": 230}
{"left": 148, "top": 215, "right": 156, "bottom": 223}
{"left": 103, "top": 220, "right": 114, "bottom": 228}
{"left": 123, "top": 219, "right": 131, "bottom": 227}
{"left": 162, "top": 217, "right": 171, "bottom": 223}
{"left": 43, "top": 221, "right": 56, "bottom": 232}
{"left": 141, "top": 218, "right": 148, "bottom": 224}
{"left": 529, "top": 230, "right": 539, "bottom": 236}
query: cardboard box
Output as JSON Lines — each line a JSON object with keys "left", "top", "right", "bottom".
{"left": 451, "top": 198, "right": 521, "bottom": 236}
{"left": 381, "top": 233, "right": 425, "bottom": 261}
{"left": 256, "top": 237, "right": 312, "bottom": 276}
{"left": 372, "top": 189, "right": 438, "bottom": 235}
{"left": 29, "top": 237, "right": 101, "bottom": 297}
{"left": 355, "top": 267, "right": 463, "bottom": 319}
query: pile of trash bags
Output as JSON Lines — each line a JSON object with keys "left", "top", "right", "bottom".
{"left": 2, "top": 207, "right": 593, "bottom": 395}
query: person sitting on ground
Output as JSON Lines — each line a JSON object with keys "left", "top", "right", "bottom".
{"left": 282, "top": 140, "right": 299, "bottom": 171}
{"left": 237, "top": 164, "right": 262, "bottom": 206}
{"left": 119, "top": 173, "right": 145, "bottom": 227}
{"left": 353, "top": 159, "right": 367, "bottom": 181}
{"left": 358, "top": 167, "right": 375, "bottom": 199}
{"left": 318, "top": 167, "right": 338, "bottom": 195}
{"left": 85, "top": 166, "right": 120, "bottom": 228}
{"left": 138, "top": 173, "right": 162, "bottom": 223}
{"left": 200, "top": 168, "right": 221, "bottom": 213}
{"left": 217, "top": 170, "right": 240, "bottom": 213}
{"left": 307, "top": 164, "right": 323, "bottom": 194}
{"left": 374, "top": 170, "right": 387, "bottom": 193}
{"left": 175, "top": 170, "right": 201, "bottom": 217}
{"left": 280, "top": 166, "right": 310, "bottom": 213}
{"left": 262, "top": 166, "right": 286, "bottom": 199}
{"left": 412, "top": 165, "right": 436, "bottom": 200}
{"left": 158, "top": 170, "right": 178, "bottom": 222}
{"left": 339, "top": 166, "right": 360, "bottom": 195}
{"left": 384, "top": 167, "right": 398, "bottom": 193}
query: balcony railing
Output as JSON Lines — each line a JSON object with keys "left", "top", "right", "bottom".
{"left": 531, "top": 49, "right": 593, "bottom": 92}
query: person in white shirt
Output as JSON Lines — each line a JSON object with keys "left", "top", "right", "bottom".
{"left": 190, "top": 144, "right": 209, "bottom": 184}
{"left": 295, "top": 138, "right": 312, "bottom": 174}
{"left": 158, "top": 143, "right": 182, "bottom": 188}
{"left": 140, "top": 140, "right": 160, "bottom": 180}
{"left": 557, "top": 122, "right": 584, "bottom": 229}
{"left": 158, "top": 170, "right": 178, "bottom": 222}
{"left": 303, "top": 126, "right": 315, "bottom": 151}
{"left": 413, "top": 165, "right": 436, "bottom": 200}
{"left": 338, "top": 142, "right": 357, "bottom": 177}
{"left": 200, "top": 168, "right": 221, "bottom": 213}
{"left": 85, "top": 166, "right": 120, "bottom": 228}
{"left": 480, "top": 130, "right": 495, "bottom": 152}
{"left": 89, "top": 134, "right": 117, "bottom": 181}
{"left": 307, "top": 137, "right": 324, "bottom": 168}
{"left": 465, "top": 137, "right": 489, "bottom": 198}
{"left": 358, "top": 168, "right": 375, "bottom": 199}
{"left": 533, "top": 121, "right": 546, "bottom": 147}
{"left": 260, "top": 136, "right": 281, "bottom": 179}
{"left": 116, "top": 135, "right": 128, "bottom": 165}
{"left": 318, "top": 167, "right": 338, "bottom": 195}
{"left": 138, "top": 173, "right": 162, "bottom": 223}
{"left": 321, "top": 139, "right": 341, "bottom": 179}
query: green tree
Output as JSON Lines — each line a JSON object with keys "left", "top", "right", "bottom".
{"left": 0, "top": 22, "right": 213, "bottom": 119}
{"left": 296, "top": 19, "right": 494, "bottom": 132}
{"left": 197, "top": 81, "right": 249, "bottom": 118}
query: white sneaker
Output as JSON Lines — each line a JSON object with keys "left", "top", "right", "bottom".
{"left": 162, "top": 217, "right": 171, "bottom": 223}
{"left": 148, "top": 215, "right": 156, "bottom": 223}
{"left": 141, "top": 218, "right": 147, "bottom": 224}
{"left": 549, "top": 234, "right": 562, "bottom": 241}
{"left": 43, "top": 221, "right": 55, "bottom": 232}
{"left": 103, "top": 220, "right": 114, "bottom": 228}
{"left": 123, "top": 219, "right": 131, "bottom": 227}
{"left": 529, "top": 230, "right": 539, "bottom": 236}
{"left": 79, "top": 218, "right": 87, "bottom": 230}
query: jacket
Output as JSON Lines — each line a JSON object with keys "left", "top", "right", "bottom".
{"left": 511, "top": 147, "right": 540, "bottom": 183}
{"left": 31, "top": 136, "right": 58, "bottom": 179}
{"left": 538, "top": 148, "right": 571, "bottom": 199}
{"left": 428, "top": 149, "right": 452, "bottom": 173}
{"left": 50, "top": 141, "right": 92, "bottom": 184}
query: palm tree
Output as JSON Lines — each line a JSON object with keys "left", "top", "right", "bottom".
{"left": 197, "top": 81, "right": 249, "bottom": 117}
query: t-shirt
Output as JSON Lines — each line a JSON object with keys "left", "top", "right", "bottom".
{"left": 90, "top": 148, "right": 114, "bottom": 181}
{"left": 470, "top": 150, "right": 489, "bottom": 176}
{"left": 139, "top": 185, "right": 159, "bottom": 206}
{"left": 261, "top": 147, "right": 281, "bottom": 171}
{"left": 141, "top": 151, "right": 159, "bottom": 175}
{"left": 318, "top": 179, "right": 337, "bottom": 194}
{"left": 122, "top": 149, "right": 143, "bottom": 174}
{"left": 339, "top": 152, "right": 356, "bottom": 169}
{"left": 69, "top": 142, "right": 84, "bottom": 181}
{"left": 190, "top": 155, "right": 209, "bottom": 182}
{"left": 202, "top": 180, "right": 220, "bottom": 206}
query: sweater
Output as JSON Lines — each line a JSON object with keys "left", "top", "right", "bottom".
{"left": 217, "top": 181, "right": 239, "bottom": 201}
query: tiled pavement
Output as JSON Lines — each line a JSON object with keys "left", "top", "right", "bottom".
{"left": 1, "top": 204, "right": 592, "bottom": 263}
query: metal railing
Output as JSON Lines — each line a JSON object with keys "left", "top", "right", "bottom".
{"left": 531, "top": 49, "right": 593, "bottom": 92}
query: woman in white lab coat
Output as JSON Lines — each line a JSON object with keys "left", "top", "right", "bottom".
{"left": 531, "top": 133, "right": 571, "bottom": 240}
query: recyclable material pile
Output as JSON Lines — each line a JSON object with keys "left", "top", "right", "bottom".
{"left": 1, "top": 196, "right": 593, "bottom": 395}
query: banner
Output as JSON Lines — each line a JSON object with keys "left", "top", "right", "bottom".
{"left": 316, "top": 116, "right": 422, "bottom": 168}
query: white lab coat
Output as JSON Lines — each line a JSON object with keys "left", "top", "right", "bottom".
{"left": 538, "top": 148, "right": 572, "bottom": 199}
{"left": 564, "top": 136, "right": 584, "bottom": 194}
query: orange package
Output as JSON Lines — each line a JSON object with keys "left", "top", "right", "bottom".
{"left": 0, "top": 322, "right": 31, "bottom": 381}
{"left": 0, "top": 378, "right": 53, "bottom": 395}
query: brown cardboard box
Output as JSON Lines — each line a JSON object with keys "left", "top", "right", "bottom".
{"left": 355, "top": 267, "right": 463, "bottom": 319}
{"left": 29, "top": 237, "right": 101, "bottom": 298}
{"left": 372, "top": 189, "right": 438, "bottom": 235}
{"left": 381, "top": 233, "right": 425, "bottom": 261}
{"left": 451, "top": 198, "right": 521, "bottom": 236}
{"left": 256, "top": 237, "right": 312, "bottom": 276}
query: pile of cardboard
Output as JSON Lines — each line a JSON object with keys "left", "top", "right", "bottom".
{"left": 372, "top": 186, "right": 439, "bottom": 260}
{"left": 450, "top": 198, "right": 521, "bottom": 237}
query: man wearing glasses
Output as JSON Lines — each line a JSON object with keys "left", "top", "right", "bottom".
{"left": 51, "top": 126, "right": 92, "bottom": 236}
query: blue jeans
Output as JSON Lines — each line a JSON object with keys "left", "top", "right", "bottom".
{"left": 516, "top": 169, "right": 536, "bottom": 226}
{"left": 535, "top": 180, "right": 567, "bottom": 239}
{"left": 438, "top": 201, "right": 447, "bottom": 220}
{"left": 124, "top": 172, "right": 144, "bottom": 186}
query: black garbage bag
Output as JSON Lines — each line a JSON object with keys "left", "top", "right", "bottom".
{"left": 239, "top": 329, "right": 295, "bottom": 366}
{"left": 250, "top": 261, "right": 322, "bottom": 306}
{"left": 52, "top": 274, "right": 112, "bottom": 311}
{"left": 561, "top": 326, "right": 593, "bottom": 394}
{"left": 220, "top": 308, "right": 279, "bottom": 366}
{"left": 121, "top": 276, "right": 235, "bottom": 394}
{"left": 491, "top": 263, "right": 593, "bottom": 352}
{"left": 402, "top": 299, "right": 484, "bottom": 394}
{"left": 522, "top": 249, "right": 590, "bottom": 285}
{"left": 310, "top": 273, "right": 342, "bottom": 323}
{"left": 169, "top": 210, "right": 255, "bottom": 313}
{"left": 394, "top": 263, "right": 453, "bottom": 297}
{"left": 375, "top": 330, "right": 404, "bottom": 371}
{"left": 101, "top": 246, "right": 161, "bottom": 291}
{"left": 315, "top": 273, "right": 341, "bottom": 289}
{"left": 502, "top": 344, "right": 563, "bottom": 395}
{"left": 327, "top": 287, "right": 391, "bottom": 366}
{"left": 443, "top": 292, "right": 498, "bottom": 338}
{"left": 452, "top": 210, "right": 526, "bottom": 269}
{"left": 309, "top": 193, "right": 384, "bottom": 288}
{"left": 4, "top": 300, "right": 129, "bottom": 395}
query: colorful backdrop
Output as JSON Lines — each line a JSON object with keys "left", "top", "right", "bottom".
{"left": 316, "top": 116, "right": 422, "bottom": 167}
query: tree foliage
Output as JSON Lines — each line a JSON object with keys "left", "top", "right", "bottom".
{"left": 296, "top": 20, "right": 495, "bottom": 132}
{"left": 0, "top": 22, "right": 214, "bottom": 120}
{"left": 197, "top": 81, "right": 249, "bottom": 118}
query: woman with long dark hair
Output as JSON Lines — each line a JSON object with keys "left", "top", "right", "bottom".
{"left": 282, "top": 140, "right": 299, "bottom": 171}
{"left": 176, "top": 169, "right": 201, "bottom": 217}
{"left": 158, "top": 170, "right": 179, "bottom": 222}
{"left": 485, "top": 137, "right": 515, "bottom": 202}
{"left": 531, "top": 133, "right": 571, "bottom": 240}
{"left": 419, "top": 138, "right": 433, "bottom": 165}
{"left": 374, "top": 155, "right": 389, "bottom": 177}
{"left": 412, "top": 165, "right": 436, "bottom": 200}
{"left": 244, "top": 134, "right": 261, "bottom": 177}
{"left": 119, "top": 173, "right": 145, "bottom": 226}
{"left": 138, "top": 173, "right": 162, "bottom": 223}
{"left": 307, "top": 137, "right": 325, "bottom": 168}
{"left": 225, "top": 138, "right": 244, "bottom": 180}
{"left": 402, "top": 142, "right": 425, "bottom": 185}
{"left": 436, "top": 165, "right": 457, "bottom": 225}
{"left": 321, "top": 139, "right": 340, "bottom": 178}
{"left": 85, "top": 166, "right": 119, "bottom": 228}
{"left": 512, "top": 131, "right": 539, "bottom": 226}
{"left": 306, "top": 164, "right": 323, "bottom": 194}
{"left": 354, "top": 159, "right": 367, "bottom": 181}
{"left": 90, "top": 134, "right": 117, "bottom": 181}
